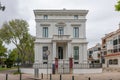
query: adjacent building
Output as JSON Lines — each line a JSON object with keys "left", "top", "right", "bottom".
{"left": 102, "top": 24, "right": 120, "bottom": 69}
{"left": 33, "top": 9, "right": 89, "bottom": 74}
{"left": 88, "top": 43, "right": 102, "bottom": 64}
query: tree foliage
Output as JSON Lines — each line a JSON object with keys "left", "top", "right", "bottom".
{"left": 8, "top": 49, "right": 18, "bottom": 64}
{"left": 0, "top": 19, "right": 34, "bottom": 65}
{"left": 115, "top": 0, "right": 120, "bottom": 11}
{"left": 0, "top": 40, "right": 7, "bottom": 66}
{"left": 19, "top": 33, "right": 35, "bottom": 64}
{"left": 5, "top": 49, "right": 18, "bottom": 68}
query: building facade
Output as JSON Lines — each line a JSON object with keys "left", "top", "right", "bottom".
{"left": 102, "top": 24, "right": 120, "bottom": 70}
{"left": 33, "top": 9, "right": 89, "bottom": 74}
{"left": 88, "top": 43, "right": 102, "bottom": 64}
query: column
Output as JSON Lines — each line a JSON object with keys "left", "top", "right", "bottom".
{"left": 67, "top": 42, "right": 71, "bottom": 58}
{"left": 53, "top": 42, "right": 56, "bottom": 60}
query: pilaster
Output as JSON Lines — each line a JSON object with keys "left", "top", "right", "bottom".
{"left": 53, "top": 42, "right": 56, "bottom": 60}
{"left": 67, "top": 42, "right": 71, "bottom": 59}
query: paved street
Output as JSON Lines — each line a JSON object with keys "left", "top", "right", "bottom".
{"left": 0, "top": 69, "right": 120, "bottom": 80}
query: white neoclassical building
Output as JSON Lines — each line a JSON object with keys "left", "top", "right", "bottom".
{"left": 34, "top": 9, "right": 89, "bottom": 74}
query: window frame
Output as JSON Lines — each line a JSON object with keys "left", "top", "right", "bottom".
{"left": 74, "top": 15, "right": 78, "bottom": 19}
{"left": 58, "top": 27, "right": 64, "bottom": 35}
{"left": 42, "top": 27, "right": 48, "bottom": 38}
{"left": 73, "top": 27, "right": 79, "bottom": 38}
{"left": 44, "top": 15, "right": 48, "bottom": 20}
{"left": 43, "top": 46, "right": 48, "bottom": 60}
{"left": 73, "top": 46, "right": 79, "bottom": 60}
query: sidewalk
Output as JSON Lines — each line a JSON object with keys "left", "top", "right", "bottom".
{"left": 0, "top": 69, "right": 120, "bottom": 80}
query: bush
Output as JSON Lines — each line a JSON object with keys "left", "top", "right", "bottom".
{"left": 5, "top": 59, "right": 13, "bottom": 68}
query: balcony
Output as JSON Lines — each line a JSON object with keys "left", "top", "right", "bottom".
{"left": 52, "top": 35, "right": 71, "bottom": 42}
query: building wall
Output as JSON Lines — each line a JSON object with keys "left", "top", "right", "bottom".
{"left": 102, "top": 26, "right": 120, "bottom": 69}
{"left": 34, "top": 9, "right": 88, "bottom": 65}
{"left": 88, "top": 43, "right": 101, "bottom": 63}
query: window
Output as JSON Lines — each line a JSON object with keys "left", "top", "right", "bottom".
{"left": 102, "top": 58, "right": 105, "bottom": 64}
{"left": 119, "top": 35, "right": 120, "bottom": 44}
{"left": 113, "top": 45, "right": 118, "bottom": 53}
{"left": 58, "top": 27, "right": 64, "bottom": 35}
{"left": 73, "top": 27, "right": 79, "bottom": 38}
{"left": 89, "top": 55, "right": 92, "bottom": 58}
{"left": 43, "top": 27, "right": 48, "bottom": 37}
{"left": 98, "top": 47, "right": 101, "bottom": 51}
{"left": 109, "top": 60, "right": 112, "bottom": 64}
{"left": 109, "top": 59, "right": 118, "bottom": 65}
{"left": 113, "top": 39, "right": 118, "bottom": 45}
{"left": 43, "top": 46, "right": 48, "bottom": 60}
{"left": 44, "top": 15, "right": 48, "bottom": 19}
{"left": 97, "top": 54, "right": 101, "bottom": 58}
{"left": 74, "top": 15, "right": 78, "bottom": 19}
{"left": 74, "top": 46, "right": 79, "bottom": 60}
{"left": 114, "top": 59, "right": 118, "bottom": 64}
{"left": 89, "top": 51, "right": 93, "bottom": 55}
{"left": 119, "top": 45, "right": 120, "bottom": 52}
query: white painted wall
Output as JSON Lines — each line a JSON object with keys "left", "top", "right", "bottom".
{"left": 20, "top": 68, "right": 52, "bottom": 74}
{"left": 34, "top": 10, "right": 88, "bottom": 64}
{"left": 73, "top": 69, "right": 102, "bottom": 74}
{"left": 21, "top": 68, "right": 102, "bottom": 74}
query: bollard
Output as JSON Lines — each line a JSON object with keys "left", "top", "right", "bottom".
{"left": 41, "top": 73, "right": 43, "bottom": 79}
{"left": 20, "top": 73, "right": 22, "bottom": 80}
{"left": 72, "top": 76, "right": 74, "bottom": 80}
{"left": 88, "top": 77, "right": 91, "bottom": 80}
{"left": 6, "top": 74, "right": 8, "bottom": 80}
{"left": 50, "top": 74, "right": 52, "bottom": 80}
{"left": 60, "top": 74, "right": 62, "bottom": 80}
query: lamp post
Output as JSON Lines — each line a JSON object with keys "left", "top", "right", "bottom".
{"left": 46, "top": 50, "right": 50, "bottom": 79}
{"left": 0, "top": 2, "right": 5, "bottom": 11}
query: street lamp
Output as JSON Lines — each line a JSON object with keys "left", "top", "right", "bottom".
{"left": 46, "top": 50, "right": 50, "bottom": 79}
{"left": 0, "top": 2, "right": 5, "bottom": 11}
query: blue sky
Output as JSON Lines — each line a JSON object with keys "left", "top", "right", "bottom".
{"left": 0, "top": 0, "right": 120, "bottom": 49}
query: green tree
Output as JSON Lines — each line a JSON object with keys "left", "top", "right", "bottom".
{"left": 0, "top": 19, "right": 30, "bottom": 64}
{"left": 5, "top": 49, "right": 18, "bottom": 68}
{"left": 18, "top": 33, "right": 35, "bottom": 64}
{"left": 8, "top": 49, "right": 18, "bottom": 65}
{"left": 115, "top": 0, "right": 120, "bottom": 11}
{"left": 0, "top": 40, "right": 7, "bottom": 66}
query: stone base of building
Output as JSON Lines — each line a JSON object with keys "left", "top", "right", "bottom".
{"left": 103, "top": 67, "right": 120, "bottom": 72}
{"left": 20, "top": 68, "right": 102, "bottom": 74}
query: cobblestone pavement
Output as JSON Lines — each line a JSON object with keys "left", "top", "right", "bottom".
{"left": 1, "top": 70, "right": 120, "bottom": 80}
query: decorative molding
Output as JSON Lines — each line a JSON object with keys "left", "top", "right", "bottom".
{"left": 55, "top": 22, "right": 66, "bottom": 27}
{"left": 71, "top": 24, "right": 81, "bottom": 26}
{"left": 40, "top": 24, "right": 50, "bottom": 26}
{"left": 34, "top": 10, "right": 88, "bottom": 16}
{"left": 35, "top": 19, "right": 87, "bottom": 23}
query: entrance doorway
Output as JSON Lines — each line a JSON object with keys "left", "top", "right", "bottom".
{"left": 58, "top": 47, "right": 63, "bottom": 59}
